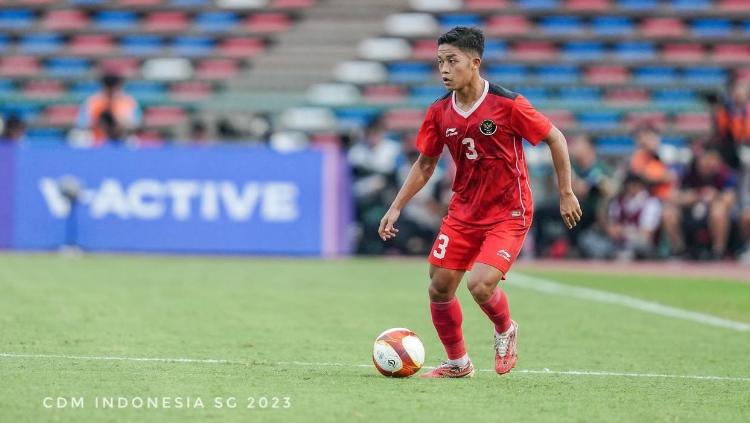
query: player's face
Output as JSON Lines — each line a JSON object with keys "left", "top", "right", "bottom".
{"left": 437, "top": 44, "right": 480, "bottom": 91}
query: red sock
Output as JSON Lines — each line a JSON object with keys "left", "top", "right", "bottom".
{"left": 478, "top": 288, "right": 512, "bottom": 334}
{"left": 430, "top": 297, "right": 466, "bottom": 360}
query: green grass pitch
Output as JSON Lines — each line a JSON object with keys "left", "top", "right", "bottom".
{"left": 0, "top": 254, "right": 749, "bottom": 422}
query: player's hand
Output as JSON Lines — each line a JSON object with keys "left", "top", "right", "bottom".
{"left": 560, "top": 192, "right": 582, "bottom": 230}
{"left": 378, "top": 208, "right": 401, "bottom": 241}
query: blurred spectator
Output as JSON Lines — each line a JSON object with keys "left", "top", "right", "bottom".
{"left": 604, "top": 173, "right": 662, "bottom": 260}
{"left": 348, "top": 115, "right": 401, "bottom": 254}
{"left": 741, "top": 205, "right": 750, "bottom": 264}
{"left": 629, "top": 124, "right": 677, "bottom": 201}
{"left": 712, "top": 78, "right": 750, "bottom": 170}
{"left": 662, "top": 147, "right": 736, "bottom": 259}
{"left": 188, "top": 120, "right": 210, "bottom": 144}
{"left": 75, "top": 72, "right": 142, "bottom": 147}
{"left": 0, "top": 115, "right": 27, "bottom": 144}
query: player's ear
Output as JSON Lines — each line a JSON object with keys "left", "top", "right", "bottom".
{"left": 471, "top": 56, "right": 481, "bottom": 71}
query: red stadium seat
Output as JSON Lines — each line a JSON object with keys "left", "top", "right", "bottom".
{"left": 170, "top": 81, "right": 213, "bottom": 100}
{"left": 144, "top": 12, "right": 189, "bottom": 32}
{"left": 98, "top": 57, "right": 140, "bottom": 78}
{"left": 412, "top": 39, "right": 438, "bottom": 60}
{"left": 605, "top": 88, "right": 650, "bottom": 105}
{"left": 245, "top": 13, "right": 292, "bottom": 33}
{"left": 486, "top": 15, "right": 532, "bottom": 37}
{"left": 639, "top": 18, "right": 686, "bottom": 38}
{"left": 584, "top": 65, "right": 630, "bottom": 84}
{"left": 218, "top": 38, "right": 265, "bottom": 57}
{"left": 735, "top": 66, "right": 750, "bottom": 83}
{"left": 144, "top": 106, "right": 188, "bottom": 127}
{"left": 673, "top": 112, "right": 710, "bottom": 132}
{"left": 42, "top": 10, "right": 88, "bottom": 30}
{"left": 464, "top": 0, "right": 509, "bottom": 10}
{"left": 362, "top": 85, "right": 407, "bottom": 104}
{"left": 625, "top": 111, "right": 667, "bottom": 130}
{"left": 544, "top": 110, "right": 576, "bottom": 131}
{"left": 195, "top": 59, "right": 240, "bottom": 79}
{"left": 662, "top": 43, "right": 706, "bottom": 62}
{"left": 0, "top": 56, "right": 40, "bottom": 77}
{"left": 713, "top": 44, "right": 750, "bottom": 63}
{"left": 511, "top": 41, "right": 557, "bottom": 61}
{"left": 383, "top": 109, "right": 424, "bottom": 131}
{"left": 718, "top": 0, "right": 750, "bottom": 11}
{"left": 23, "top": 80, "right": 64, "bottom": 99}
{"left": 271, "top": 0, "right": 316, "bottom": 8}
{"left": 566, "top": 0, "right": 609, "bottom": 11}
{"left": 118, "top": 0, "right": 165, "bottom": 5}
{"left": 69, "top": 35, "right": 115, "bottom": 55}
{"left": 43, "top": 104, "right": 79, "bottom": 126}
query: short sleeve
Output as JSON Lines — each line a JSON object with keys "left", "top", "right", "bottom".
{"left": 415, "top": 107, "right": 443, "bottom": 157}
{"left": 510, "top": 95, "right": 552, "bottom": 146}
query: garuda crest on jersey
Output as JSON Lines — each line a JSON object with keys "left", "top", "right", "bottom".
{"left": 479, "top": 119, "right": 497, "bottom": 136}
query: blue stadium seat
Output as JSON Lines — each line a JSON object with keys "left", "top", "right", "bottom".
{"left": 26, "top": 128, "right": 66, "bottom": 144}
{"left": 652, "top": 88, "right": 698, "bottom": 106}
{"left": 514, "top": 86, "right": 550, "bottom": 103}
{"left": 634, "top": 66, "right": 678, "bottom": 85}
{"left": 1, "top": 104, "right": 41, "bottom": 122}
{"left": 194, "top": 12, "right": 239, "bottom": 32}
{"left": 0, "top": 34, "right": 9, "bottom": 53}
{"left": 744, "top": 20, "right": 750, "bottom": 36}
{"left": 20, "top": 33, "right": 63, "bottom": 54}
{"left": 71, "top": 80, "right": 100, "bottom": 98}
{"left": 563, "top": 41, "right": 605, "bottom": 60}
{"left": 95, "top": 11, "right": 138, "bottom": 30}
{"left": 172, "top": 36, "right": 216, "bottom": 56}
{"left": 124, "top": 81, "right": 167, "bottom": 100}
{"left": 486, "top": 64, "right": 528, "bottom": 83}
{"left": 614, "top": 41, "right": 655, "bottom": 60}
{"left": 69, "top": 0, "right": 106, "bottom": 4}
{"left": 46, "top": 58, "right": 92, "bottom": 77}
{"left": 683, "top": 67, "right": 726, "bottom": 85}
{"left": 121, "top": 35, "right": 165, "bottom": 55}
{"left": 536, "top": 65, "right": 580, "bottom": 83}
{"left": 670, "top": 0, "right": 711, "bottom": 10}
{"left": 439, "top": 14, "right": 482, "bottom": 28}
{"left": 0, "top": 9, "right": 35, "bottom": 29}
{"left": 577, "top": 111, "right": 620, "bottom": 131}
{"left": 592, "top": 16, "right": 634, "bottom": 36}
{"left": 540, "top": 16, "right": 583, "bottom": 34}
{"left": 662, "top": 135, "right": 687, "bottom": 147}
{"left": 596, "top": 135, "right": 634, "bottom": 155}
{"left": 559, "top": 87, "right": 601, "bottom": 104}
{"left": 0, "top": 80, "right": 16, "bottom": 96}
{"left": 411, "top": 86, "right": 446, "bottom": 102}
{"left": 484, "top": 40, "right": 507, "bottom": 60}
{"left": 618, "top": 0, "right": 659, "bottom": 9}
{"left": 387, "top": 63, "right": 432, "bottom": 83}
{"left": 518, "top": 0, "right": 559, "bottom": 9}
{"left": 334, "top": 108, "right": 379, "bottom": 128}
{"left": 692, "top": 18, "right": 733, "bottom": 37}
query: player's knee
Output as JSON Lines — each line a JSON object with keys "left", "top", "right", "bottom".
{"left": 467, "top": 277, "right": 494, "bottom": 303}
{"left": 428, "top": 279, "right": 455, "bottom": 302}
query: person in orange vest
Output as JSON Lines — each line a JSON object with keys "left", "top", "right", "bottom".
{"left": 76, "top": 72, "right": 141, "bottom": 147}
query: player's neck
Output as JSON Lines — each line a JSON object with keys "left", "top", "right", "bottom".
{"left": 454, "top": 77, "right": 486, "bottom": 111}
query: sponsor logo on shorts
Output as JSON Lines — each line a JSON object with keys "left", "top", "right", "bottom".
{"left": 445, "top": 128, "right": 459, "bottom": 137}
{"left": 511, "top": 210, "right": 522, "bottom": 218}
{"left": 497, "top": 249, "right": 512, "bottom": 262}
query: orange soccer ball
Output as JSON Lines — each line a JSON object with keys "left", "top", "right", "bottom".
{"left": 372, "top": 328, "right": 425, "bottom": 378}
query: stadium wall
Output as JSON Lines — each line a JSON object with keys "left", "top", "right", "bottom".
{"left": 0, "top": 145, "right": 351, "bottom": 256}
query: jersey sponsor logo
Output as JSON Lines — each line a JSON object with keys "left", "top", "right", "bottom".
{"left": 511, "top": 210, "right": 522, "bottom": 217}
{"left": 445, "top": 127, "right": 459, "bottom": 137}
{"left": 497, "top": 249, "right": 512, "bottom": 262}
{"left": 479, "top": 119, "right": 497, "bottom": 136}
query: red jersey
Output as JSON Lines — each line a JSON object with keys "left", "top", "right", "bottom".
{"left": 416, "top": 80, "right": 552, "bottom": 228}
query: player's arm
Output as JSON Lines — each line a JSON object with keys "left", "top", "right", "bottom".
{"left": 543, "top": 125, "right": 582, "bottom": 229}
{"left": 378, "top": 153, "right": 440, "bottom": 241}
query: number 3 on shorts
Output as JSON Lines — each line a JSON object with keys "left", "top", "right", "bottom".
{"left": 432, "top": 234, "right": 449, "bottom": 259}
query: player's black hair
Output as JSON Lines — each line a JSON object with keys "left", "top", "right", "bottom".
{"left": 437, "top": 26, "right": 484, "bottom": 58}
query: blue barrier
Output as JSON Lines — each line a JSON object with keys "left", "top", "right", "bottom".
{"left": 1, "top": 144, "right": 351, "bottom": 256}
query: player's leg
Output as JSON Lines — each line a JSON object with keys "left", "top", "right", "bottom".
{"left": 470, "top": 221, "right": 528, "bottom": 375}
{"left": 421, "top": 221, "right": 480, "bottom": 378}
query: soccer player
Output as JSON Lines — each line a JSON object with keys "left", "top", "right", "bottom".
{"left": 378, "top": 27, "right": 581, "bottom": 378}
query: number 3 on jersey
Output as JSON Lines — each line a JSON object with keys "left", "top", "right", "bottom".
{"left": 462, "top": 138, "right": 478, "bottom": 160}
{"left": 432, "top": 234, "right": 449, "bottom": 259}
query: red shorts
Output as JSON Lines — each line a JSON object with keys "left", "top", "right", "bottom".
{"left": 427, "top": 216, "right": 530, "bottom": 277}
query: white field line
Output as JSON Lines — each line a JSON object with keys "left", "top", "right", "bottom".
{"left": 2, "top": 353, "right": 750, "bottom": 382}
{"left": 510, "top": 274, "right": 750, "bottom": 332}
